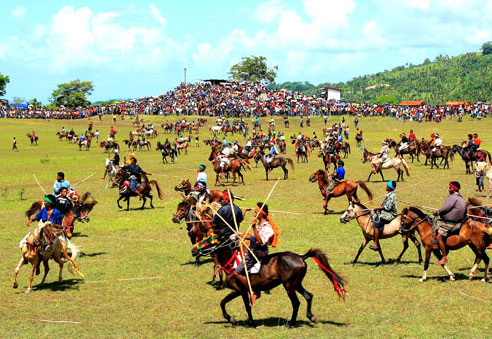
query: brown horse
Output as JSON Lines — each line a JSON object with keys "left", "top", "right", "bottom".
{"left": 310, "top": 169, "right": 373, "bottom": 215}
{"left": 172, "top": 196, "right": 224, "bottom": 288}
{"left": 340, "top": 201, "right": 423, "bottom": 265}
{"left": 256, "top": 151, "right": 294, "bottom": 180}
{"left": 26, "top": 133, "right": 38, "bottom": 146}
{"left": 420, "top": 141, "right": 452, "bottom": 169}
{"left": 99, "top": 140, "right": 120, "bottom": 152}
{"left": 318, "top": 150, "right": 340, "bottom": 171}
{"left": 115, "top": 170, "right": 163, "bottom": 210}
{"left": 388, "top": 139, "right": 420, "bottom": 163}
{"left": 56, "top": 131, "right": 67, "bottom": 140}
{"left": 192, "top": 235, "right": 346, "bottom": 327}
{"left": 208, "top": 148, "right": 251, "bottom": 185}
{"left": 400, "top": 207, "right": 491, "bottom": 282}
{"left": 174, "top": 179, "right": 224, "bottom": 202}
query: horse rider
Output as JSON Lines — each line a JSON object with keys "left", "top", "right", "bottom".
{"left": 195, "top": 164, "right": 207, "bottom": 186}
{"left": 212, "top": 190, "right": 248, "bottom": 239}
{"left": 56, "top": 187, "right": 73, "bottom": 215}
{"left": 473, "top": 133, "right": 481, "bottom": 151}
{"left": 267, "top": 143, "right": 279, "bottom": 164}
{"left": 326, "top": 161, "right": 346, "bottom": 194}
{"left": 408, "top": 129, "right": 416, "bottom": 141}
{"left": 219, "top": 143, "right": 231, "bottom": 177}
{"left": 245, "top": 138, "right": 252, "bottom": 153}
{"left": 164, "top": 137, "right": 171, "bottom": 149}
{"left": 398, "top": 133, "right": 409, "bottom": 151}
{"left": 231, "top": 140, "right": 239, "bottom": 155}
{"left": 102, "top": 149, "right": 119, "bottom": 180}
{"left": 370, "top": 181, "right": 398, "bottom": 251}
{"left": 430, "top": 133, "right": 443, "bottom": 152}
{"left": 25, "top": 194, "right": 63, "bottom": 251}
{"left": 234, "top": 202, "right": 278, "bottom": 305}
{"left": 432, "top": 181, "right": 467, "bottom": 265}
{"left": 54, "top": 172, "right": 71, "bottom": 195}
{"left": 122, "top": 157, "right": 151, "bottom": 200}
{"left": 373, "top": 140, "right": 390, "bottom": 173}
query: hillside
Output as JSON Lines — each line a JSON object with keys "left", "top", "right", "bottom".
{"left": 271, "top": 52, "right": 492, "bottom": 104}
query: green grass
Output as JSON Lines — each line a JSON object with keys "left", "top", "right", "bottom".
{"left": 1, "top": 115, "right": 491, "bottom": 338}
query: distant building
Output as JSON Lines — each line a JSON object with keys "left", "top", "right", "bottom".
{"left": 321, "top": 86, "right": 343, "bottom": 101}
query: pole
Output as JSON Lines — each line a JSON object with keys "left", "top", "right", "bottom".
{"left": 184, "top": 68, "right": 187, "bottom": 84}
{"left": 33, "top": 175, "right": 47, "bottom": 195}
{"left": 73, "top": 173, "right": 96, "bottom": 188}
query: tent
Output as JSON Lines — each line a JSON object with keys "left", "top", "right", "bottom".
{"left": 445, "top": 101, "right": 467, "bottom": 106}
{"left": 399, "top": 100, "right": 424, "bottom": 106}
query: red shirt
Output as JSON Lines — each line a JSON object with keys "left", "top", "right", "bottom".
{"left": 409, "top": 133, "right": 416, "bottom": 139}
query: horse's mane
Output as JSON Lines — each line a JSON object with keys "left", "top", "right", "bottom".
{"left": 404, "top": 206, "right": 427, "bottom": 219}
{"left": 26, "top": 201, "right": 43, "bottom": 219}
{"left": 354, "top": 201, "right": 368, "bottom": 210}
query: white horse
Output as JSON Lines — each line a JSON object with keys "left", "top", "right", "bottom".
{"left": 361, "top": 147, "right": 410, "bottom": 182}
{"left": 210, "top": 126, "right": 222, "bottom": 134}
{"left": 474, "top": 162, "right": 492, "bottom": 197}
{"left": 105, "top": 158, "right": 117, "bottom": 188}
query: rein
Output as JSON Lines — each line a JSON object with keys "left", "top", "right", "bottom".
{"left": 401, "top": 214, "right": 430, "bottom": 233}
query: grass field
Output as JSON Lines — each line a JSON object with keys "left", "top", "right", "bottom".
{"left": 1, "top": 114, "right": 491, "bottom": 338}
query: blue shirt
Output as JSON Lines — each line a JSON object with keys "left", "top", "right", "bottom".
{"left": 35, "top": 207, "right": 63, "bottom": 225}
{"left": 335, "top": 167, "right": 345, "bottom": 180}
{"left": 53, "top": 179, "right": 71, "bottom": 195}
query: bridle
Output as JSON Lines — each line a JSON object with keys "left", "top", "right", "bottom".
{"left": 400, "top": 212, "right": 430, "bottom": 233}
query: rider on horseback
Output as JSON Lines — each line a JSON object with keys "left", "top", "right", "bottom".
{"left": 267, "top": 143, "right": 279, "bottom": 164}
{"left": 53, "top": 172, "right": 71, "bottom": 195}
{"left": 432, "top": 181, "right": 467, "bottom": 265}
{"left": 430, "top": 133, "right": 442, "bottom": 152}
{"left": 121, "top": 157, "right": 151, "bottom": 200}
{"left": 398, "top": 133, "right": 409, "bottom": 151}
{"left": 195, "top": 164, "right": 207, "bottom": 186}
{"left": 25, "top": 194, "right": 63, "bottom": 251}
{"left": 234, "top": 202, "right": 277, "bottom": 305}
{"left": 326, "top": 161, "right": 345, "bottom": 194}
{"left": 370, "top": 181, "right": 397, "bottom": 251}
{"left": 373, "top": 140, "right": 390, "bottom": 173}
{"left": 219, "top": 143, "right": 231, "bottom": 178}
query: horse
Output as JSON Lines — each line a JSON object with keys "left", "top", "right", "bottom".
{"left": 210, "top": 126, "right": 222, "bottom": 135}
{"left": 105, "top": 159, "right": 118, "bottom": 188}
{"left": 451, "top": 143, "right": 491, "bottom": 174}
{"left": 13, "top": 224, "right": 81, "bottom": 292}
{"left": 78, "top": 138, "right": 91, "bottom": 151}
{"left": 388, "top": 139, "right": 420, "bottom": 163}
{"left": 355, "top": 132, "right": 363, "bottom": 146}
{"left": 340, "top": 201, "right": 423, "bottom": 265}
{"left": 420, "top": 142, "right": 452, "bottom": 169}
{"left": 123, "top": 139, "right": 138, "bottom": 151}
{"left": 171, "top": 196, "right": 224, "bottom": 289}
{"left": 256, "top": 151, "right": 294, "bottom": 180}
{"left": 174, "top": 179, "right": 224, "bottom": 203}
{"left": 26, "top": 133, "right": 38, "bottom": 146}
{"left": 291, "top": 139, "right": 309, "bottom": 163}
{"left": 115, "top": 169, "right": 163, "bottom": 210}
{"left": 56, "top": 131, "right": 67, "bottom": 141}
{"left": 334, "top": 141, "right": 350, "bottom": 159}
{"left": 318, "top": 150, "right": 340, "bottom": 171}
{"left": 361, "top": 146, "right": 410, "bottom": 182}
{"left": 192, "top": 236, "right": 347, "bottom": 328}
{"left": 175, "top": 142, "right": 190, "bottom": 155}
{"left": 99, "top": 141, "right": 119, "bottom": 152}
{"left": 309, "top": 169, "right": 373, "bottom": 215}
{"left": 400, "top": 207, "right": 491, "bottom": 282}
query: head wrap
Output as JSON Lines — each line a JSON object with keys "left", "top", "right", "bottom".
{"left": 449, "top": 181, "right": 460, "bottom": 191}
{"left": 387, "top": 180, "right": 396, "bottom": 190}
{"left": 196, "top": 182, "right": 206, "bottom": 189}
{"left": 44, "top": 195, "right": 56, "bottom": 205}
{"left": 199, "top": 164, "right": 206, "bottom": 170}
{"left": 223, "top": 190, "right": 234, "bottom": 202}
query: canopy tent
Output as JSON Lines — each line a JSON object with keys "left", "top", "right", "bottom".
{"left": 445, "top": 101, "right": 467, "bottom": 106}
{"left": 399, "top": 100, "right": 424, "bottom": 106}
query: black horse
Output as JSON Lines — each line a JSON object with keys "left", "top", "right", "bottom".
{"left": 192, "top": 237, "right": 346, "bottom": 328}
{"left": 451, "top": 144, "right": 491, "bottom": 174}
{"left": 115, "top": 169, "right": 163, "bottom": 210}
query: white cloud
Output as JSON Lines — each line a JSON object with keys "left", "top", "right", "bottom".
{"left": 12, "top": 7, "right": 26, "bottom": 20}
{"left": 406, "top": 0, "right": 429, "bottom": 10}
{"left": 255, "top": 0, "right": 284, "bottom": 23}
{"left": 149, "top": 4, "right": 167, "bottom": 27}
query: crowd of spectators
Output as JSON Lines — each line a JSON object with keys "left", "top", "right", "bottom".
{"left": 1, "top": 81, "right": 490, "bottom": 121}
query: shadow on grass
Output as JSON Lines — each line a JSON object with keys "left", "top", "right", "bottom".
{"left": 117, "top": 206, "right": 165, "bottom": 212}
{"left": 401, "top": 272, "right": 469, "bottom": 281}
{"left": 205, "top": 317, "right": 348, "bottom": 328}
{"left": 31, "top": 278, "right": 83, "bottom": 292}
{"left": 344, "top": 258, "right": 423, "bottom": 267}
{"left": 180, "top": 258, "right": 214, "bottom": 266}
{"left": 72, "top": 232, "right": 88, "bottom": 238}
{"left": 79, "top": 251, "right": 107, "bottom": 258}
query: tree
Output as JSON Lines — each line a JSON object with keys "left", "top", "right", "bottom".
{"left": 0, "top": 73, "right": 9, "bottom": 97}
{"left": 481, "top": 41, "right": 492, "bottom": 55}
{"left": 228, "top": 56, "right": 278, "bottom": 83}
{"left": 372, "top": 95, "right": 399, "bottom": 106}
{"left": 50, "top": 79, "right": 94, "bottom": 108}
{"left": 12, "top": 96, "right": 26, "bottom": 105}
{"left": 29, "top": 98, "right": 42, "bottom": 108}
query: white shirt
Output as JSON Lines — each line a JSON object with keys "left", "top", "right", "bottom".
{"left": 222, "top": 147, "right": 230, "bottom": 156}
{"left": 246, "top": 140, "right": 252, "bottom": 147}
{"left": 434, "top": 138, "right": 443, "bottom": 147}
{"left": 197, "top": 172, "right": 207, "bottom": 185}
{"left": 257, "top": 220, "right": 274, "bottom": 245}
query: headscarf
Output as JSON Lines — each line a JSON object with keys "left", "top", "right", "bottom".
{"left": 449, "top": 181, "right": 460, "bottom": 191}
{"left": 387, "top": 180, "right": 396, "bottom": 190}
{"left": 255, "top": 205, "right": 280, "bottom": 247}
{"left": 44, "top": 195, "right": 56, "bottom": 205}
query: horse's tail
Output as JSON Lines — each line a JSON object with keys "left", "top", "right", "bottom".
{"left": 286, "top": 158, "right": 295, "bottom": 171}
{"left": 63, "top": 238, "right": 84, "bottom": 278}
{"left": 487, "top": 152, "right": 491, "bottom": 164}
{"left": 240, "top": 159, "right": 252, "bottom": 170}
{"left": 26, "top": 201, "right": 43, "bottom": 219}
{"left": 150, "top": 180, "right": 164, "bottom": 199}
{"left": 302, "top": 249, "right": 347, "bottom": 300}
{"left": 356, "top": 181, "right": 373, "bottom": 200}
{"left": 401, "top": 158, "right": 410, "bottom": 176}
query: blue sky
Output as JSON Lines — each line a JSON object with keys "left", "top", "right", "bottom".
{"left": 1, "top": 0, "right": 491, "bottom": 103}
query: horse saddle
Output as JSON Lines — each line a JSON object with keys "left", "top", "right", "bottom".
{"left": 431, "top": 219, "right": 463, "bottom": 243}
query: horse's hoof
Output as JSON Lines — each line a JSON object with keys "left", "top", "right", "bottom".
{"left": 450, "top": 276, "right": 456, "bottom": 282}
{"left": 481, "top": 278, "right": 489, "bottom": 283}
{"left": 468, "top": 274, "right": 474, "bottom": 280}
{"left": 394, "top": 261, "right": 400, "bottom": 266}
{"left": 308, "top": 315, "right": 318, "bottom": 323}
{"left": 245, "top": 321, "right": 256, "bottom": 328}
{"left": 13, "top": 282, "right": 18, "bottom": 289}
{"left": 418, "top": 278, "right": 426, "bottom": 283}
{"left": 285, "top": 321, "right": 296, "bottom": 329}
{"left": 25, "top": 289, "right": 31, "bottom": 294}
{"left": 229, "top": 317, "right": 237, "bottom": 325}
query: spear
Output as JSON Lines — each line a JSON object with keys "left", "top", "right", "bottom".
{"left": 33, "top": 174, "right": 47, "bottom": 195}
{"left": 73, "top": 172, "right": 96, "bottom": 188}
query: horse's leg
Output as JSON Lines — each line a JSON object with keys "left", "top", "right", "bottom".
{"left": 149, "top": 194, "right": 154, "bottom": 209}
{"left": 367, "top": 171, "right": 373, "bottom": 181}
{"left": 40, "top": 260, "right": 50, "bottom": 285}
{"left": 53, "top": 252, "right": 64, "bottom": 283}
{"left": 220, "top": 290, "right": 241, "bottom": 324}
{"left": 379, "top": 170, "right": 385, "bottom": 182}
{"left": 265, "top": 168, "right": 269, "bottom": 181}
{"left": 13, "top": 256, "right": 25, "bottom": 289}
{"left": 240, "top": 291, "right": 255, "bottom": 327}
{"left": 285, "top": 288, "right": 301, "bottom": 328}
{"left": 376, "top": 245, "right": 386, "bottom": 265}
{"left": 283, "top": 165, "right": 288, "bottom": 180}
{"left": 395, "top": 234, "right": 409, "bottom": 265}
{"left": 296, "top": 283, "right": 317, "bottom": 323}
{"left": 27, "top": 257, "right": 38, "bottom": 292}
{"left": 482, "top": 252, "right": 490, "bottom": 282}
{"left": 127, "top": 196, "right": 130, "bottom": 211}
{"left": 409, "top": 233, "right": 423, "bottom": 264}
{"left": 352, "top": 238, "right": 368, "bottom": 265}
{"left": 432, "top": 249, "right": 455, "bottom": 281}
{"left": 419, "top": 247, "right": 432, "bottom": 282}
